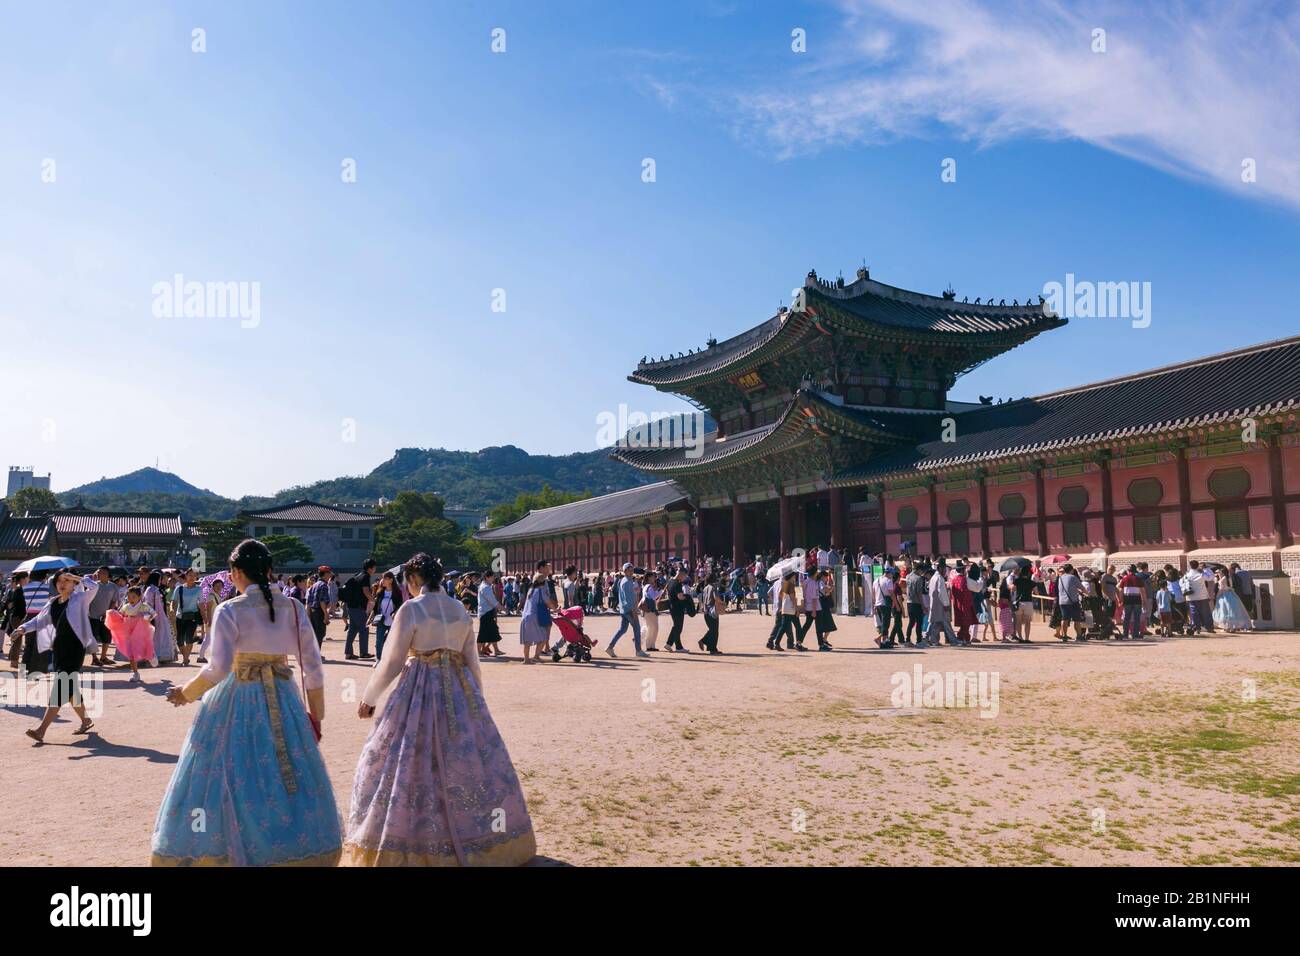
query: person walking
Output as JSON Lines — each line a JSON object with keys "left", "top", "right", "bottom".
{"left": 698, "top": 572, "right": 724, "bottom": 654}
{"left": 474, "top": 570, "right": 502, "bottom": 658}
{"left": 305, "top": 567, "right": 332, "bottom": 650}
{"left": 767, "top": 572, "right": 800, "bottom": 651}
{"left": 813, "top": 568, "right": 836, "bottom": 651}
{"left": 106, "top": 585, "right": 157, "bottom": 683}
{"left": 1118, "top": 565, "right": 1144, "bottom": 640}
{"left": 340, "top": 559, "right": 376, "bottom": 660}
{"left": 143, "top": 571, "right": 177, "bottom": 664}
{"left": 904, "top": 564, "right": 926, "bottom": 646}
{"left": 2, "top": 571, "right": 27, "bottom": 664}
{"left": 1054, "top": 564, "right": 1086, "bottom": 641}
{"left": 153, "top": 539, "right": 341, "bottom": 866}
{"left": 608, "top": 563, "right": 649, "bottom": 659}
{"left": 1181, "top": 561, "right": 1215, "bottom": 634}
{"left": 372, "top": 571, "right": 404, "bottom": 661}
{"left": 640, "top": 571, "right": 662, "bottom": 652}
{"left": 9, "top": 570, "right": 100, "bottom": 742}
{"left": 86, "top": 566, "right": 120, "bottom": 667}
{"left": 171, "top": 568, "right": 203, "bottom": 666}
{"left": 343, "top": 553, "right": 536, "bottom": 867}
{"left": 518, "top": 569, "right": 555, "bottom": 664}
{"left": 924, "top": 562, "right": 959, "bottom": 646}
{"left": 664, "top": 567, "right": 692, "bottom": 653}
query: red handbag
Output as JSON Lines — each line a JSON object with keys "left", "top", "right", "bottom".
{"left": 293, "top": 602, "right": 323, "bottom": 743}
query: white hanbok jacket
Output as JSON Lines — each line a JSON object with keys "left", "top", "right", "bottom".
{"left": 22, "top": 577, "right": 100, "bottom": 654}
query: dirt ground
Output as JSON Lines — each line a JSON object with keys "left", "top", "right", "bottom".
{"left": 2, "top": 610, "right": 1297, "bottom": 866}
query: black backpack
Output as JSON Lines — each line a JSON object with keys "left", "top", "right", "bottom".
{"left": 340, "top": 574, "right": 366, "bottom": 607}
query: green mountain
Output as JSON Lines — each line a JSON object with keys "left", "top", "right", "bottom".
{"left": 65, "top": 466, "right": 219, "bottom": 498}
{"left": 56, "top": 446, "right": 647, "bottom": 522}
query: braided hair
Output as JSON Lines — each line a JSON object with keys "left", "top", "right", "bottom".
{"left": 230, "top": 538, "right": 276, "bottom": 623}
{"left": 403, "top": 552, "right": 443, "bottom": 593}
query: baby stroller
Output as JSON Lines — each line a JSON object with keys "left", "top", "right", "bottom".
{"left": 552, "top": 606, "right": 595, "bottom": 663}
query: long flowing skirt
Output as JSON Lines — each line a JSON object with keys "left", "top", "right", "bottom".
{"left": 342, "top": 655, "right": 536, "bottom": 866}
{"left": 151, "top": 669, "right": 342, "bottom": 866}
{"left": 106, "top": 610, "right": 155, "bottom": 663}
{"left": 1213, "top": 590, "right": 1252, "bottom": 631}
{"left": 518, "top": 611, "right": 549, "bottom": 646}
{"left": 150, "top": 606, "right": 177, "bottom": 662}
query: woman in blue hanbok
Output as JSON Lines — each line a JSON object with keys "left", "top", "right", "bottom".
{"left": 152, "top": 539, "right": 341, "bottom": 866}
{"left": 1212, "top": 569, "right": 1252, "bottom": 633}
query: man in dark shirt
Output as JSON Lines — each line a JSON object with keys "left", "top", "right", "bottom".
{"left": 665, "top": 567, "right": 690, "bottom": 653}
{"left": 306, "top": 567, "right": 333, "bottom": 649}
{"left": 1011, "top": 569, "right": 1036, "bottom": 643}
{"left": 342, "top": 558, "right": 376, "bottom": 660}
{"left": 3, "top": 571, "right": 28, "bottom": 663}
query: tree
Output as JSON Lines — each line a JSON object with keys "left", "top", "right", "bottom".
{"left": 192, "top": 519, "right": 247, "bottom": 571}
{"left": 6, "top": 486, "right": 59, "bottom": 515}
{"left": 262, "top": 534, "right": 313, "bottom": 569}
{"left": 372, "top": 492, "right": 479, "bottom": 569}
{"left": 487, "top": 484, "right": 590, "bottom": 529}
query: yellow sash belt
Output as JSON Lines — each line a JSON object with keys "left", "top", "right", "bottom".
{"left": 234, "top": 652, "right": 297, "bottom": 794}
{"left": 407, "top": 647, "right": 480, "bottom": 736}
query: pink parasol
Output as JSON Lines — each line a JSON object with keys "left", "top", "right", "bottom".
{"left": 1042, "top": 553, "right": 1072, "bottom": 565}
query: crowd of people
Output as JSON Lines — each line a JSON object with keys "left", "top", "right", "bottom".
{"left": 0, "top": 536, "right": 1264, "bottom": 867}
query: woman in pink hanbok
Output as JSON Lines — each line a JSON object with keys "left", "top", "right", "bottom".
{"left": 342, "top": 553, "right": 536, "bottom": 867}
{"left": 950, "top": 564, "right": 976, "bottom": 645}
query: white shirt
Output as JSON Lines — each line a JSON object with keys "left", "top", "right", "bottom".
{"left": 928, "top": 570, "right": 951, "bottom": 608}
{"left": 362, "top": 589, "right": 479, "bottom": 706}
{"left": 476, "top": 581, "right": 500, "bottom": 617}
{"left": 193, "top": 586, "right": 323, "bottom": 695}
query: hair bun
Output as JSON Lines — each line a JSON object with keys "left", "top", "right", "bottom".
{"left": 404, "top": 552, "right": 443, "bottom": 589}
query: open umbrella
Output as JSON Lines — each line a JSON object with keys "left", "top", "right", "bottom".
{"left": 200, "top": 569, "right": 232, "bottom": 599}
{"left": 766, "top": 556, "right": 804, "bottom": 582}
{"left": 998, "top": 556, "right": 1032, "bottom": 573}
{"left": 1042, "top": 553, "right": 1072, "bottom": 565}
{"left": 13, "top": 555, "right": 77, "bottom": 575}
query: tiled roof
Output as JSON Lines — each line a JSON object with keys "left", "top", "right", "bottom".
{"left": 0, "top": 515, "right": 54, "bottom": 553}
{"left": 49, "top": 510, "right": 183, "bottom": 537}
{"left": 629, "top": 271, "right": 1064, "bottom": 388}
{"left": 476, "top": 482, "right": 692, "bottom": 541}
{"left": 831, "top": 335, "right": 1300, "bottom": 483}
{"left": 612, "top": 390, "right": 921, "bottom": 473}
{"left": 806, "top": 276, "right": 1062, "bottom": 335}
{"left": 240, "top": 500, "right": 381, "bottom": 524}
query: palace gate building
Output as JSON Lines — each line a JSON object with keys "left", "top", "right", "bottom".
{"left": 478, "top": 268, "right": 1300, "bottom": 589}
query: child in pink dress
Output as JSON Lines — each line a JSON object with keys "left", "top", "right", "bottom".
{"left": 106, "top": 586, "right": 157, "bottom": 683}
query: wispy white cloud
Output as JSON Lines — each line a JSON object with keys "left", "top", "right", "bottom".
{"left": 734, "top": 0, "right": 1300, "bottom": 210}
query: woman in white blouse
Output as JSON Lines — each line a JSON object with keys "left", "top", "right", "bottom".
{"left": 342, "top": 553, "right": 536, "bottom": 866}
{"left": 151, "top": 539, "right": 342, "bottom": 866}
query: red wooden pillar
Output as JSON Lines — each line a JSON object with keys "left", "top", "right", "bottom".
{"left": 779, "top": 492, "right": 792, "bottom": 555}
{"left": 1267, "top": 432, "right": 1291, "bottom": 548}
{"left": 976, "top": 469, "right": 990, "bottom": 556}
{"left": 928, "top": 480, "right": 940, "bottom": 555}
{"left": 1176, "top": 443, "right": 1195, "bottom": 553}
{"left": 731, "top": 500, "right": 744, "bottom": 566}
{"left": 1099, "top": 451, "right": 1116, "bottom": 554}
{"left": 1033, "top": 464, "right": 1048, "bottom": 556}
{"left": 829, "top": 487, "right": 845, "bottom": 551}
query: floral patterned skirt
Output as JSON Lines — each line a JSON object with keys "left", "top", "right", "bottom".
{"left": 342, "top": 654, "right": 536, "bottom": 866}
{"left": 151, "top": 670, "right": 342, "bottom": 866}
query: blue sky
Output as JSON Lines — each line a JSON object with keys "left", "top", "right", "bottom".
{"left": 1, "top": 0, "right": 1297, "bottom": 498}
